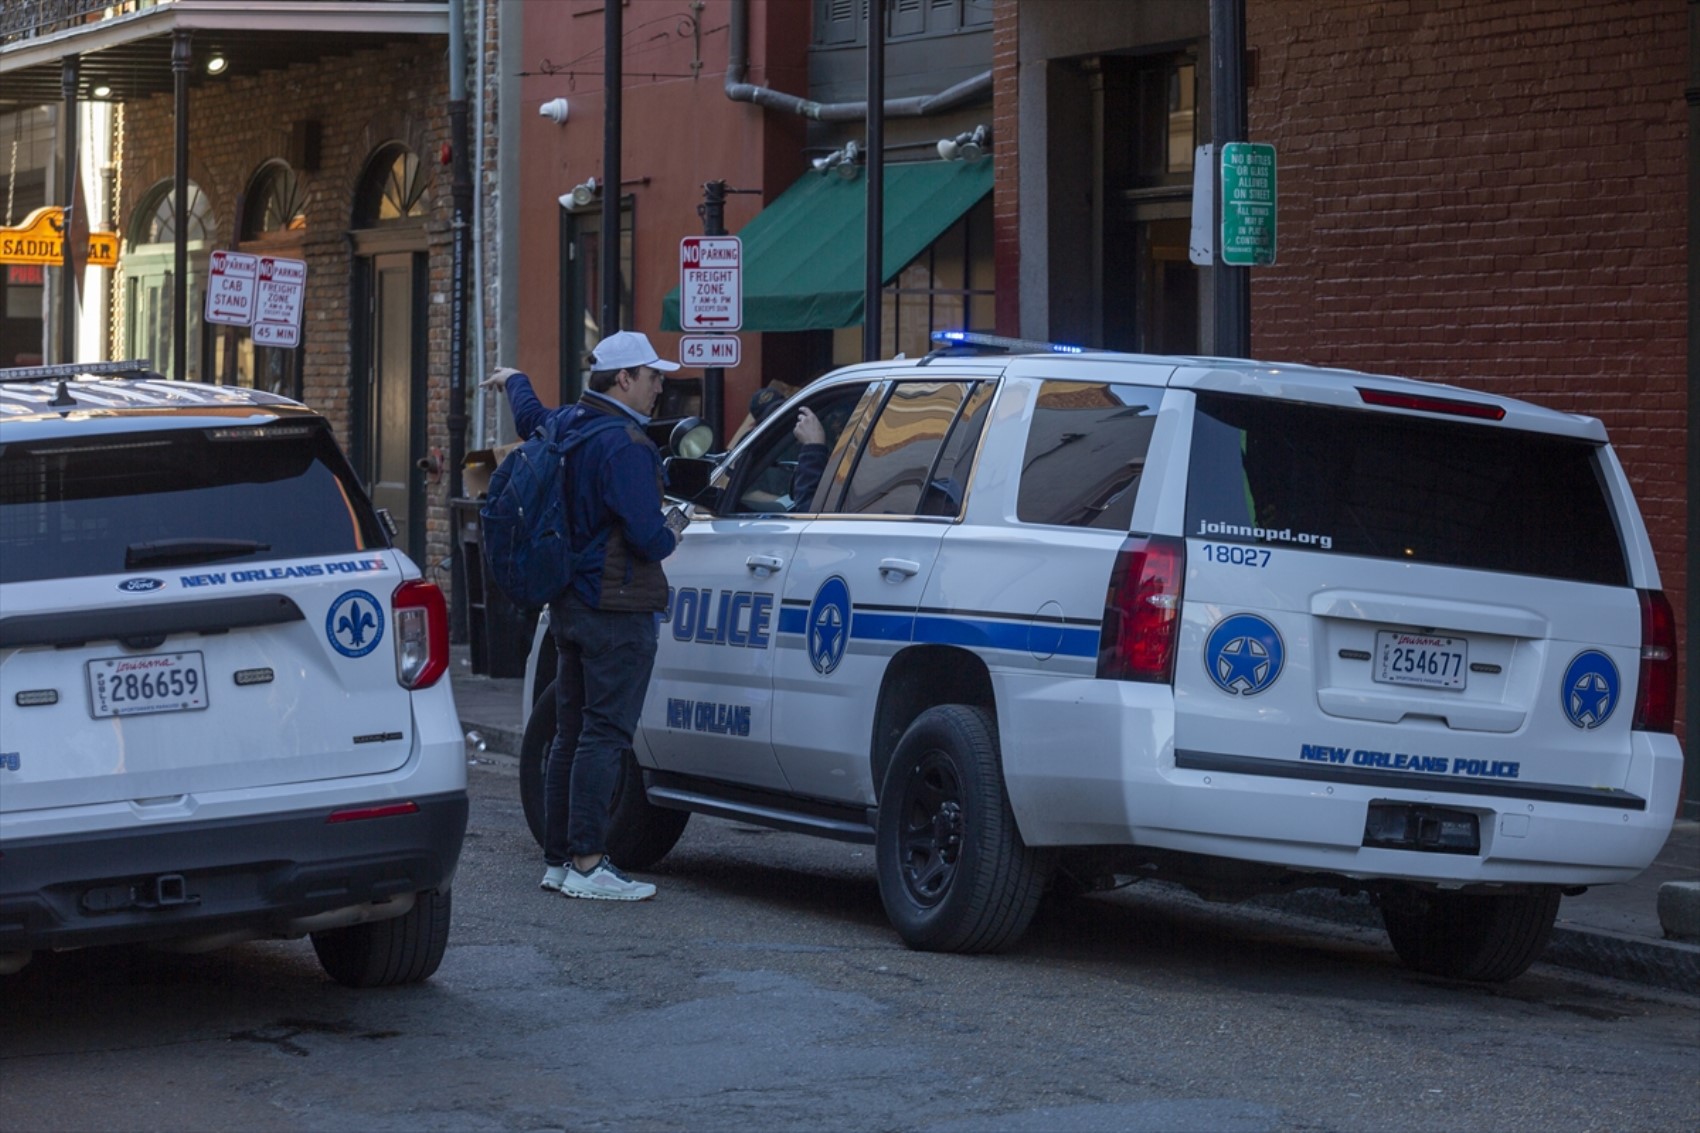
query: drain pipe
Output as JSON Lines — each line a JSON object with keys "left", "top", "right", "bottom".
{"left": 448, "top": 0, "right": 472, "bottom": 634}
{"left": 724, "top": 0, "right": 989, "bottom": 121}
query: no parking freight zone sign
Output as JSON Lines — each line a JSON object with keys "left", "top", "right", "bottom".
{"left": 206, "top": 252, "right": 306, "bottom": 346}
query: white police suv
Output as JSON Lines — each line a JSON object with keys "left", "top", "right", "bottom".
{"left": 0, "top": 362, "right": 466, "bottom": 985}
{"left": 517, "top": 333, "right": 1682, "bottom": 981}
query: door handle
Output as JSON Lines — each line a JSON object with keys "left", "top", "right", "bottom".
{"left": 745, "top": 554, "right": 784, "bottom": 577}
{"left": 879, "top": 557, "right": 921, "bottom": 581}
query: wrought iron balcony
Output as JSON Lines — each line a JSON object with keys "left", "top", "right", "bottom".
{"left": 0, "top": 1, "right": 449, "bottom": 107}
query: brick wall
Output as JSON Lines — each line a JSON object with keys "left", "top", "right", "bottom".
{"left": 1247, "top": 0, "right": 1688, "bottom": 731}
{"left": 118, "top": 41, "right": 458, "bottom": 599}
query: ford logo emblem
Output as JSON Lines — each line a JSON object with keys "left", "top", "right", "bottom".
{"left": 119, "top": 577, "right": 166, "bottom": 593}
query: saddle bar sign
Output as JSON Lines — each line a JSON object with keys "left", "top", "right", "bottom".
{"left": 0, "top": 207, "right": 119, "bottom": 269}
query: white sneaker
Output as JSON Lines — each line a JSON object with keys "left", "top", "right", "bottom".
{"left": 540, "top": 864, "right": 568, "bottom": 891}
{"left": 561, "top": 857, "right": 656, "bottom": 901}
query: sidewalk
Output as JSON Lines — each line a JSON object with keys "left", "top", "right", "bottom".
{"left": 448, "top": 650, "right": 1699, "bottom": 992}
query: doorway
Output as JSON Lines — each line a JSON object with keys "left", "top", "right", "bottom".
{"left": 558, "top": 199, "right": 634, "bottom": 405}
{"left": 353, "top": 248, "right": 426, "bottom": 563}
{"left": 349, "top": 144, "right": 430, "bottom": 564}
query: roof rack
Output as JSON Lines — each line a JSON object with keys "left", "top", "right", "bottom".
{"left": 925, "top": 331, "right": 1100, "bottom": 358}
{"left": 0, "top": 360, "right": 161, "bottom": 384}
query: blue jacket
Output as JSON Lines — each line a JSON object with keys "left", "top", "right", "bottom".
{"left": 507, "top": 373, "right": 677, "bottom": 611}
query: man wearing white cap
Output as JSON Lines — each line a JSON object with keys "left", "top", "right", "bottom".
{"left": 482, "top": 330, "right": 681, "bottom": 900}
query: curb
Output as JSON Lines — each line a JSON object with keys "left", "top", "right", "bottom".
{"left": 1251, "top": 889, "right": 1700, "bottom": 994}
{"left": 1657, "top": 880, "right": 1700, "bottom": 942}
{"left": 462, "top": 718, "right": 524, "bottom": 761}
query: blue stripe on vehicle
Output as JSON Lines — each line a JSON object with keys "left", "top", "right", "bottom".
{"left": 914, "top": 615, "right": 1099, "bottom": 658}
{"left": 779, "top": 604, "right": 1100, "bottom": 659}
{"left": 853, "top": 611, "right": 916, "bottom": 642}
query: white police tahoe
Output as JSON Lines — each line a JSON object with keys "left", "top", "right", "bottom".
{"left": 517, "top": 333, "right": 1682, "bottom": 981}
{"left": 0, "top": 362, "right": 465, "bottom": 985}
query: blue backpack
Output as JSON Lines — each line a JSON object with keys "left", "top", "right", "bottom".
{"left": 479, "top": 413, "right": 627, "bottom": 608}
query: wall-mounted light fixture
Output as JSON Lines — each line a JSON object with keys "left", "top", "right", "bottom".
{"left": 205, "top": 54, "right": 228, "bottom": 76}
{"left": 812, "top": 139, "right": 863, "bottom": 179}
{"left": 937, "top": 125, "right": 989, "bottom": 162}
{"left": 92, "top": 84, "right": 112, "bottom": 98}
{"left": 559, "top": 176, "right": 600, "bottom": 208}
{"left": 538, "top": 98, "right": 570, "bottom": 125}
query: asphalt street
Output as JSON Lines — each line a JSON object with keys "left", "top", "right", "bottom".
{"left": 2, "top": 753, "right": 1696, "bottom": 1133}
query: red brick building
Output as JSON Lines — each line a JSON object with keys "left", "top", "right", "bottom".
{"left": 996, "top": 1, "right": 1689, "bottom": 779}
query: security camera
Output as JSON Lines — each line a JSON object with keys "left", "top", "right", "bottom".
{"left": 538, "top": 98, "right": 570, "bottom": 125}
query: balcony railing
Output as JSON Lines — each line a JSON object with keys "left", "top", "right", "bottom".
{"left": 1, "top": 1, "right": 441, "bottom": 48}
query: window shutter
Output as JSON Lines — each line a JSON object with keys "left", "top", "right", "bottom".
{"left": 892, "top": 0, "right": 925, "bottom": 37}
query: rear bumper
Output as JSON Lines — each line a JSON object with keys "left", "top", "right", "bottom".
{"left": 0, "top": 791, "right": 467, "bottom": 953}
{"left": 996, "top": 673, "right": 1682, "bottom": 886}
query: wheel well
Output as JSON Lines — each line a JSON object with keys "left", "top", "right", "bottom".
{"left": 870, "top": 645, "right": 995, "bottom": 791}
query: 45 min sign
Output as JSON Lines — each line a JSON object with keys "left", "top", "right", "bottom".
{"left": 679, "top": 335, "right": 740, "bottom": 368}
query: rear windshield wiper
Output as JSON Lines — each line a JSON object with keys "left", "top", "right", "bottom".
{"left": 124, "top": 538, "right": 272, "bottom": 570}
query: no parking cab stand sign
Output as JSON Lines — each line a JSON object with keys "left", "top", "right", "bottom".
{"left": 206, "top": 250, "right": 306, "bottom": 347}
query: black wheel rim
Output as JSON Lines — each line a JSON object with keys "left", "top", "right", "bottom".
{"left": 897, "top": 750, "right": 964, "bottom": 908}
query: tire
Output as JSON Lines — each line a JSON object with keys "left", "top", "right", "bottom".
{"left": 518, "top": 680, "right": 689, "bottom": 869}
{"left": 875, "top": 705, "right": 1051, "bottom": 954}
{"left": 1381, "top": 885, "right": 1561, "bottom": 982}
{"left": 311, "top": 889, "right": 451, "bottom": 988}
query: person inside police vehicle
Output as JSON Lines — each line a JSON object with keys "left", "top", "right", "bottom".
{"left": 737, "top": 398, "right": 848, "bottom": 513}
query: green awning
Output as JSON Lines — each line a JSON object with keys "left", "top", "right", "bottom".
{"left": 662, "top": 159, "right": 992, "bottom": 333}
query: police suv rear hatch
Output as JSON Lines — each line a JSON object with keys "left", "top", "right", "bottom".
{"left": 0, "top": 418, "right": 415, "bottom": 811}
{"left": 1168, "top": 366, "right": 1653, "bottom": 824}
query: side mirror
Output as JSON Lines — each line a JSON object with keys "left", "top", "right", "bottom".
{"left": 663, "top": 456, "right": 718, "bottom": 506}
{"left": 668, "top": 416, "right": 716, "bottom": 459}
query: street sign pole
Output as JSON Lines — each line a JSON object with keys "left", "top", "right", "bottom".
{"left": 700, "top": 180, "right": 726, "bottom": 449}
{"left": 1210, "top": 0, "right": 1249, "bottom": 359}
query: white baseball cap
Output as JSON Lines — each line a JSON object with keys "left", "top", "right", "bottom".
{"left": 589, "top": 330, "right": 681, "bottom": 373}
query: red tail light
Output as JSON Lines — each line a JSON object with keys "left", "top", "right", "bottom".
{"left": 394, "top": 579, "right": 449, "bottom": 689}
{"left": 1357, "top": 386, "right": 1506, "bottom": 420}
{"left": 327, "top": 801, "right": 420, "bottom": 824}
{"left": 1633, "top": 589, "right": 1677, "bottom": 733}
{"left": 1097, "top": 535, "right": 1185, "bottom": 683}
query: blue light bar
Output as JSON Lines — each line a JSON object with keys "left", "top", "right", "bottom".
{"left": 928, "top": 331, "right": 1091, "bottom": 355}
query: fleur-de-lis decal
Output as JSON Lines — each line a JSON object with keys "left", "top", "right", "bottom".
{"left": 338, "top": 604, "right": 376, "bottom": 647}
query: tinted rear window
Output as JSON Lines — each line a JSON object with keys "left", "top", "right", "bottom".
{"left": 0, "top": 424, "right": 386, "bottom": 583}
{"left": 1016, "top": 381, "right": 1158, "bottom": 530}
{"left": 1185, "top": 392, "right": 1627, "bottom": 585}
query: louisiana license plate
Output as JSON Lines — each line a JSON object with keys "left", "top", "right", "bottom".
{"left": 87, "top": 651, "right": 209, "bottom": 718}
{"left": 1374, "top": 631, "right": 1467, "bottom": 690}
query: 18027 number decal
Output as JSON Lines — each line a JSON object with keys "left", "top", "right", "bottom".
{"left": 1201, "top": 543, "right": 1271, "bottom": 568}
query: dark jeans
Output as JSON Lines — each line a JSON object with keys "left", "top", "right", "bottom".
{"left": 543, "top": 596, "right": 660, "bottom": 866}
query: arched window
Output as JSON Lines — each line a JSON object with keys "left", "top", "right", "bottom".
{"left": 354, "top": 145, "right": 427, "bottom": 226}
{"left": 132, "top": 180, "right": 215, "bottom": 245}
{"left": 241, "top": 160, "right": 306, "bottom": 240}
{"left": 123, "top": 180, "right": 216, "bottom": 379}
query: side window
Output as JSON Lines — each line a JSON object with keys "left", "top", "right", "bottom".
{"left": 836, "top": 381, "right": 975, "bottom": 516}
{"left": 918, "top": 381, "right": 994, "bottom": 517}
{"left": 728, "top": 383, "right": 878, "bottom": 514}
{"left": 1016, "top": 381, "right": 1158, "bottom": 530}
